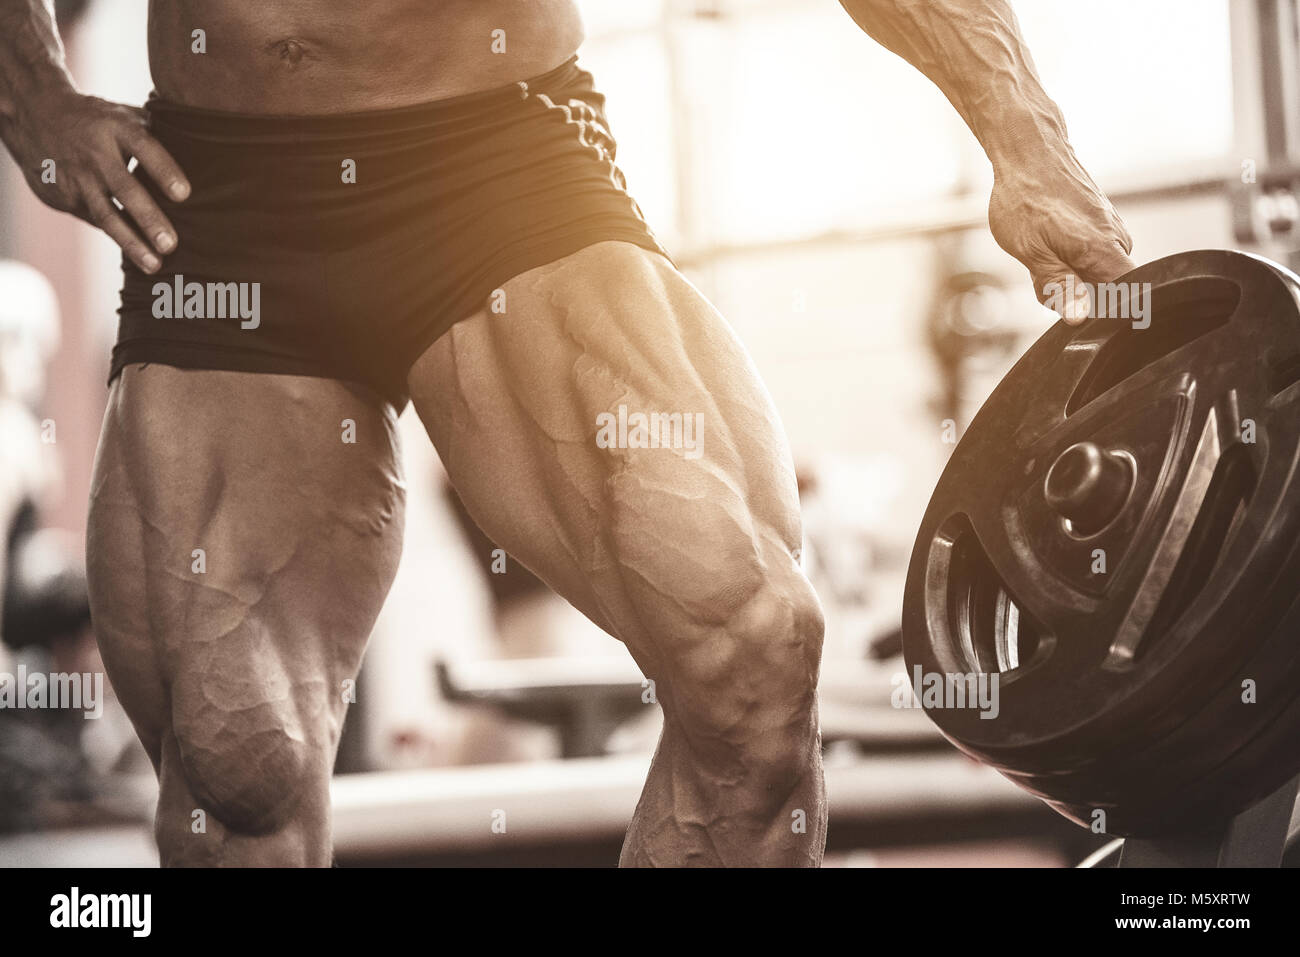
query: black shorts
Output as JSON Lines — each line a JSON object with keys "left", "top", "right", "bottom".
{"left": 111, "top": 56, "right": 671, "bottom": 411}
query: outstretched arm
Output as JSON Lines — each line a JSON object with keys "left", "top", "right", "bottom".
{"left": 838, "top": 0, "right": 1133, "bottom": 322}
{"left": 0, "top": 0, "right": 189, "bottom": 274}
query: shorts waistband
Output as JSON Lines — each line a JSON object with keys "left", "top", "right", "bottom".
{"left": 145, "top": 54, "right": 587, "bottom": 142}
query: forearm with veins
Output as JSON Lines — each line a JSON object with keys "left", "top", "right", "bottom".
{"left": 0, "top": 0, "right": 75, "bottom": 122}
{"left": 837, "top": 0, "right": 1071, "bottom": 167}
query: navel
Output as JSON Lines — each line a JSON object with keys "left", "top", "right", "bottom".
{"left": 268, "top": 37, "right": 311, "bottom": 67}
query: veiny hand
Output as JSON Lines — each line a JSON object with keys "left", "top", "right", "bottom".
{"left": 988, "top": 150, "right": 1135, "bottom": 325}
{"left": 3, "top": 89, "right": 190, "bottom": 274}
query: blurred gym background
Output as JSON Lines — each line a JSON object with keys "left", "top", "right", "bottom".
{"left": 0, "top": 0, "right": 1291, "bottom": 865}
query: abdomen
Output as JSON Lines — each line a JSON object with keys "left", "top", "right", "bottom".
{"left": 146, "top": 0, "right": 585, "bottom": 113}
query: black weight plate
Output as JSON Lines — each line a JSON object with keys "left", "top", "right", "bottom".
{"left": 901, "top": 249, "right": 1300, "bottom": 834}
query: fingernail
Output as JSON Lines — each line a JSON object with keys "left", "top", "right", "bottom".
{"left": 142, "top": 253, "right": 161, "bottom": 272}
{"left": 1064, "top": 289, "right": 1090, "bottom": 323}
{"left": 169, "top": 181, "right": 190, "bottom": 200}
{"left": 155, "top": 232, "right": 176, "bottom": 252}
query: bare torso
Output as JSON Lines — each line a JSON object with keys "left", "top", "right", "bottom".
{"left": 147, "top": 0, "right": 585, "bottom": 113}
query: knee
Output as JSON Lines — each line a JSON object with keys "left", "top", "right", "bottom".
{"left": 669, "top": 567, "right": 825, "bottom": 795}
{"left": 169, "top": 680, "right": 321, "bottom": 836}
{"left": 607, "top": 476, "right": 823, "bottom": 800}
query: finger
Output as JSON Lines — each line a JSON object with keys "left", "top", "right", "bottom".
{"left": 84, "top": 190, "right": 162, "bottom": 274}
{"left": 1074, "top": 239, "right": 1137, "bottom": 285}
{"left": 1034, "top": 268, "right": 1092, "bottom": 326}
{"left": 103, "top": 166, "right": 178, "bottom": 254}
{"left": 1112, "top": 215, "right": 1134, "bottom": 256}
{"left": 120, "top": 126, "right": 191, "bottom": 202}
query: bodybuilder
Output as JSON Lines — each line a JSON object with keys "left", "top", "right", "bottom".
{"left": 0, "top": 0, "right": 1133, "bottom": 865}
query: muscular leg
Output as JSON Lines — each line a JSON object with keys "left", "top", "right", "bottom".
{"left": 87, "top": 365, "right": 405, "bottom": 866}
{"left": 408, "top": 241, "right": 827, "bottom": 866}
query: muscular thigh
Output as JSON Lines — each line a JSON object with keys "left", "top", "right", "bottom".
{"left": 407, "top": 241, "right": 805, "bottom": 681}
{"left": 87, "top": 364, "right": 405, "bottom": 767}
